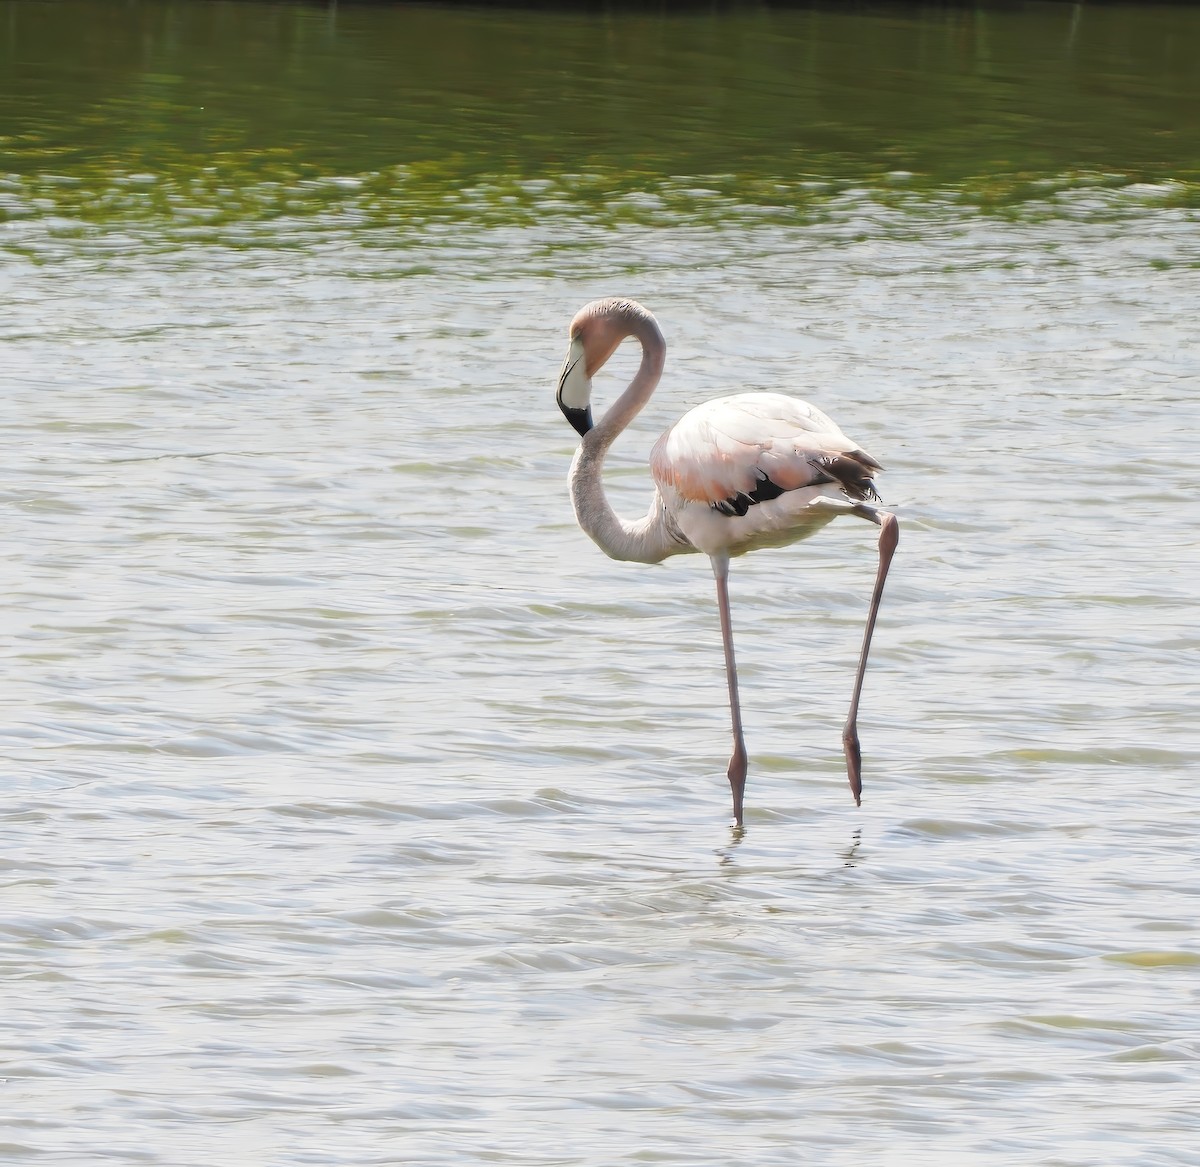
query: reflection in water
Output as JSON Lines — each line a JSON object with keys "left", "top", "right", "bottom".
{"left": 1, "top": 0, "right": 1198, "bottom": 236}
{"left": 717, "top": 823, "right": 747, "bottom": 864}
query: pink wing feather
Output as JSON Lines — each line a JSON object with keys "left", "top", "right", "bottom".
{"left": 650, "top": 392, "right": 871, "bottom": 505}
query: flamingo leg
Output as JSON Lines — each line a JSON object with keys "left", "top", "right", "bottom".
{"left": 842, "top": 510, "right": 900, "bottom": 805}
{"left": 711, "top": 553, "right": 748, "bottom": 827}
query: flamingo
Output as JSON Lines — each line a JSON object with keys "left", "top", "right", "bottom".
{"left": 556, "top": 297, "right": 899, "bottom": 827}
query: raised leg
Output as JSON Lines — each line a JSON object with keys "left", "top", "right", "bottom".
{"left": 843, "top": 510, "right": 900, "bottom": 804}
{"left": 711, "top": 553, "right": 748, "bottom": 827}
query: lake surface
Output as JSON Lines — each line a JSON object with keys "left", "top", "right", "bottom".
{"left": 2, "top": 1, "right": 1198, "bottom": 1164}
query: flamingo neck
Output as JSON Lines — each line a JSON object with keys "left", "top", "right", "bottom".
{"left": 586, "top": 310, "right": 665, "bottom": 449}
{"left": 569, "top": 447, "right": 686, "bottom": 564}
{"left": 568, "top": 310, "right": 687, "bottom": 564}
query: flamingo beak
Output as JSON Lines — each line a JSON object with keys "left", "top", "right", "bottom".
{"left": 557, "top": 337, "right": 593, "bottom": 437}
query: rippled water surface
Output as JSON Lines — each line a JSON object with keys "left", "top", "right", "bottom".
{"left": 3, "top": 2, "right": 1199, "bottom": 1164}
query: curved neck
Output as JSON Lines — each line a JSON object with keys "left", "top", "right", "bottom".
{"left": 569, "top": 447, "right": 685, "bottom": 564}
{"left": 569, "top": 313, "right": 685, "bottom": 564}
{"left": 587, "top": 312, "right": 666, "bottom": 452}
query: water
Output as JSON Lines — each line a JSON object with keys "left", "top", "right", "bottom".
{"left": 2, "top": 2, "right": 1199, "bottom": 1164}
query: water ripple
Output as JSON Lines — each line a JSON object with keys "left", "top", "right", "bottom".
{"left": 4, "top": 95, "right": 1200, "bottom": 1167}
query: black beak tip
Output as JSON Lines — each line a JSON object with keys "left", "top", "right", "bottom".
{"left": 560, "top": 404, "right": 593, "bottom": 437}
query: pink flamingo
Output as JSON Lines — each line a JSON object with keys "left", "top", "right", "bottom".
{"left": 556, "top": 297, "right": 899, "bottom": 827}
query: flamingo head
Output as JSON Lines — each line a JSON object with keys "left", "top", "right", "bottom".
{"left": 556, "top": 300, "right": 636, "bottom": 437}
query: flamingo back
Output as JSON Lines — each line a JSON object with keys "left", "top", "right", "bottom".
{"left": 649, "top": 392, "right": 877, "bottom": 507}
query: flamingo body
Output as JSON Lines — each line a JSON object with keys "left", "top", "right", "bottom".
{"left": 555, "top": 298, "right": 898, "bottom": 826}
{"left": 649, "top": 391, "right": 880, "bottom": 558}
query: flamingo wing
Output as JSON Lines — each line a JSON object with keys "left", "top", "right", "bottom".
{"left": 650, "top": 392, "right": 880, "bottom": 515}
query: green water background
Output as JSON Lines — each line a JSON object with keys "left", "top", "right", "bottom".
{"left": 3, "top": 0, "right": 1198, "bottom": 239}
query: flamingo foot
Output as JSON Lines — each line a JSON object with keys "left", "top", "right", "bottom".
{"left": 727, "top": 741, "right": 748, "bottom": 827}
{"left": 842, "top": 724, "right": 863, "bottom": 806}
